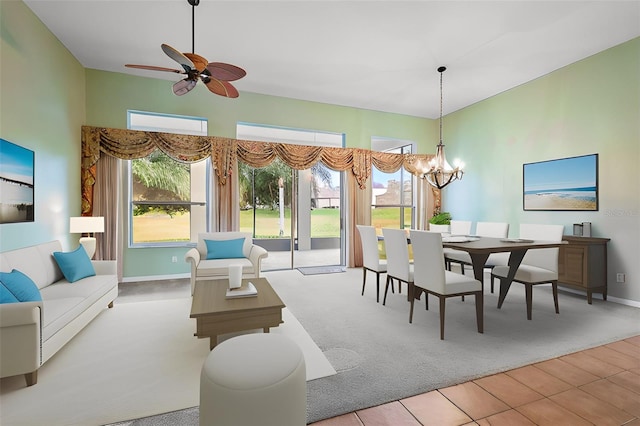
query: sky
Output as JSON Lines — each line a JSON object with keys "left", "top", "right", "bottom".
{"left": 0, "top": 139, "right": 34, "bottom": 185}
{"left": 524, "top": 154, "right": 597, "bottom": 192}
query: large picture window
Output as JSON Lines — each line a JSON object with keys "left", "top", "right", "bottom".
{"left": 127, "top": 111, "right": 209, "bottom": 246}
{"left": 371, "top": 139, "right": 414, "bottom": 232}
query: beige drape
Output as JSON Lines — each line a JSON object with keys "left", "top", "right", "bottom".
{"left": 80, "top": 125, "right": 440, "bottom": 268}
{"left": 92, "top": 154, "right": 123, "bottom": 281}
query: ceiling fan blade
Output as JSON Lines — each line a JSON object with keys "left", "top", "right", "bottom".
{"left": 203, "top": 77, "right": 239, "bottom": 98}
{"left": 205, "top": 62, "right": 246, "bottom": 82}
{"left": 125, "top": 64, "right": 184, "bottom": 74}
{"left": 172, "top": 79, "right": 197, "bottom": 96}
{"left": 183, "top": 53, "right": 208, "bottom": 72}
{"left": 161, "top": 43, "right": 195, "bottom": 72}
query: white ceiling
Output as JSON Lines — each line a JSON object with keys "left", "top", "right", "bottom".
{"left": 24, "top": 0, "right": 640, "bottom": 118}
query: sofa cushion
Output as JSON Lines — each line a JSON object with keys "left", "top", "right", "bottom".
{"left": 197, "top": 258, "right": 254, "bottom": 279}
{"left": 205, "top": 238, "right": 245, "bottom": 260}
{"left": 0, "top": 241, "right": 64, "bottom": 289}
{"left": 0, "top": 269, "right": 42, "bottom": 303}
{"left": 53, "top": 246, "right": 96, "bottom": 283}
{"left": 40, "top": 274, "right": 116, "bottom": 341}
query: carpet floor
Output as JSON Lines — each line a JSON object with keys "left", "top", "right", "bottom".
{"left": 108, "top": 268, "right": 640, "bottom": 425}
{"left": 3, "top": 268, "right": 639, "bottom": 425}
{"left": 0, "top": 297, "right": 334, "bottom": 426}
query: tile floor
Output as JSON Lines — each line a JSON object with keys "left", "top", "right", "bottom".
{"left": 309, "top": 335, "right": 640, "bottom": 426}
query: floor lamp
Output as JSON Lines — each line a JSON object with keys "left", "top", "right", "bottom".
{"left": 69, "top": 216, "right": 104, "bottom": 259}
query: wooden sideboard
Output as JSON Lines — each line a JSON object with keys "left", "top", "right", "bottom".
{"left": 557, "top": 235, "right": 610, "bottom": 304}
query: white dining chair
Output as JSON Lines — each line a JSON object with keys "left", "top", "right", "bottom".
{"left": 443, "top": 220, "right": 472, "bottom": 271}
{"left": 356, "top": 225, "right": 387, "bottom": 303}
{"left": 409, "top": 230, "right": 483, "bottom": 340}
{"left": 491, "top": 224, "right": 564, "bottom": 320}
{"left": 445, "top": 222, "right": 510, "bottom": 289}
{"left": 450, "top": 220, "right": 472, "bottom": 235}
{"left": 381, "top": 228, "right": 413, "bottom": 306}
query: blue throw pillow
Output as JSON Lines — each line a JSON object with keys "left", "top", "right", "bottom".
{"left": 205, "top": 238, "right": 245, "bottom": 260}
{"left": 53, "top": 245, "right": 96, "bottom": 283}
{"left": 0, "top": 269, "right": 42, "bottom": 303}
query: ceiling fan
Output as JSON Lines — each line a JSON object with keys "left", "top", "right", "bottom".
{"left": 125, "top": 0, "right": 245, "bottom": 98}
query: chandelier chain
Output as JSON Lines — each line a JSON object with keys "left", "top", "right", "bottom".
{"left": 439, "top": 69, "right": 444, "bottom": 144}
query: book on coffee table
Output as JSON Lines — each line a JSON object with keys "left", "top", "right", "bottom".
{"left": 226, "top": 282, "right": 258, "bottom": 298}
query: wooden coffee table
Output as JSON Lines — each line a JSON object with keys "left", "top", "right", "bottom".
{"left": 190, "top": 277, "right": 285, "bottom": 349}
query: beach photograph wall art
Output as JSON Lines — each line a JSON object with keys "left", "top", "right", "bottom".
{"left": 0, "top": 139, "right": 35, "bottom": 223}
{"left": 523, "top": 154, "right": 598, "bottom": 211}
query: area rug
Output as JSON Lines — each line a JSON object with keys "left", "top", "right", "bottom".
{"left": 297, "top": 265, "right": 346, "bottom": 275}
{"left": 0, "top": 298, "right": 335, "bottom": 426}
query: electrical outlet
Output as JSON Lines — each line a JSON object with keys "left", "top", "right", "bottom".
{"left": 616, "top": 273, "right": 625, "bottom": 283}
{"left": 171, "top": 256, "right": 178, "bottom": 263}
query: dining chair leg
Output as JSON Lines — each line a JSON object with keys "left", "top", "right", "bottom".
{"left": 408, "top": 283, "right": 415, "bottom": 323}
{"left": 525, "top": 283, "right": 533, "bottom": 320}
{"left": 439, "top": 296, "right": 446, "bottom": 340}
{"left": 383, "top": 276, "right": 392, "bottom": 305}
{"left": 361, "top": 268, "right": 367, "bottom": 296}
{"left": 552, "top": 281, "right": 559, "bottom": 314}
{"left": 475, "top": 291, "right": 484, "bottom": 334}
{"left": 490, "top": 275, "right": 495, "bottom": 293}
{"left": 375, "top": 271, "right": 381, "bottom": 303}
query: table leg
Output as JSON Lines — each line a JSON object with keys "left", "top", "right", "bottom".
{"left": 497, "top": 249, "right": 527, "bottom": 308}
{"left": 469, "top": 253, "right": 490, "bottom": 287}
{"left": 210, "top": 336, "right": 218, "bottom": 350}
{"left": 263, "top": 327, "right": 270, "bottom": 333}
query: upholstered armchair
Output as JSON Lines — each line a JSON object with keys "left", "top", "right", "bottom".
{"left": 184, "top": 232, "right": 268, "bottom": 295}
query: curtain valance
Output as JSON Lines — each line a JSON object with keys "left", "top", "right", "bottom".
{"left": 81, "top": 125, "right": 436, "bottom": 214}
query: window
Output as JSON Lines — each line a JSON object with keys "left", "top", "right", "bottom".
{"left": 127, "top": 111, "right": 209, "bottom": 247}
{"left": 371, "top": 138, "right": 414, "bottom": 232}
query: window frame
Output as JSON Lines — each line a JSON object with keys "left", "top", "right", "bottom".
{"left": 127, "top": 110, "right": 210, "bottom": 248}
{"left": 370, "top": 138, "right": 416, "bottom": 230}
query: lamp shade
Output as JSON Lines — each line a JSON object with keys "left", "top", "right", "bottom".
{"left": 69, "top": 216, "right": 104, "bottom": 234}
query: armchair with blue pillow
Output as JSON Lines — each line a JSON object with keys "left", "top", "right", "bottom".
{"left": 184, "top": 232, "right": 268, "bottom": 295}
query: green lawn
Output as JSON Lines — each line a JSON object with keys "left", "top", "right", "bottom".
{"left": 240, "top": 208, "right": 341, "bottom": 238}
{"left": 133, "top": 206, "right": 411, "bottom": 242}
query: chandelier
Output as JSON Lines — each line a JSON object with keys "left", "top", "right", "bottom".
{"left": 423, "top": 66, "right": 464, "bottom": 190}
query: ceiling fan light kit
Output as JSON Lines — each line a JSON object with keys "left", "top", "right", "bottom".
{"left": 125, "top": 0, "right": 245, "bottom": 97}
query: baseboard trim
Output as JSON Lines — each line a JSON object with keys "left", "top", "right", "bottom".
{"left": 121, "top": 273, "right": 190, "bottom": 283}
{"left": 559, "top": 286, "right": 640, "bottom": 308}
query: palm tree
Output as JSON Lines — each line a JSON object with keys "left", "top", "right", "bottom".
{"left": 131, "top": 150, "right": 190, "bottom": 217}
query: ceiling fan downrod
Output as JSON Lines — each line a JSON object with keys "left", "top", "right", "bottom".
{"left": 188, "top": 0, "right": 199, "bottom": 54}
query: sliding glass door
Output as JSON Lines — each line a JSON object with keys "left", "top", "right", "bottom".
{"left": 238, "top": 146, "right": 344, "bottom": 271}
{"left": 237, "top": 123, "right": 345, "bottom": 271}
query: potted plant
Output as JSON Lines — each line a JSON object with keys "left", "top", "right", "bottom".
{"left": 429, "top": 211, "right": 451, "bottom": 232}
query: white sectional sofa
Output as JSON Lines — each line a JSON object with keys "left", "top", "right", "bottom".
{"left": 184, "top": 232, "right": 268, "bottom": 294}
{"left": 0, "top": 241, "right": 118, "bottom": 386}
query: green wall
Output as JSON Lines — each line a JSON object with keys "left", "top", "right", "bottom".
{"left": 442, "top": 38, "right": 639, "bottom": 302}
{"left": 0, "top": 0, "right": 85, "bottom": 252}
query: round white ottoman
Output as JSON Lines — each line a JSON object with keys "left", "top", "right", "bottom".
{"left": 200, "top": 333, "right": 306, "bottom": 426}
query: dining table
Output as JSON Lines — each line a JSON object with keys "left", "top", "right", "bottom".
{"left": 440, "top": 235, "right": 566, "bottom": 308}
